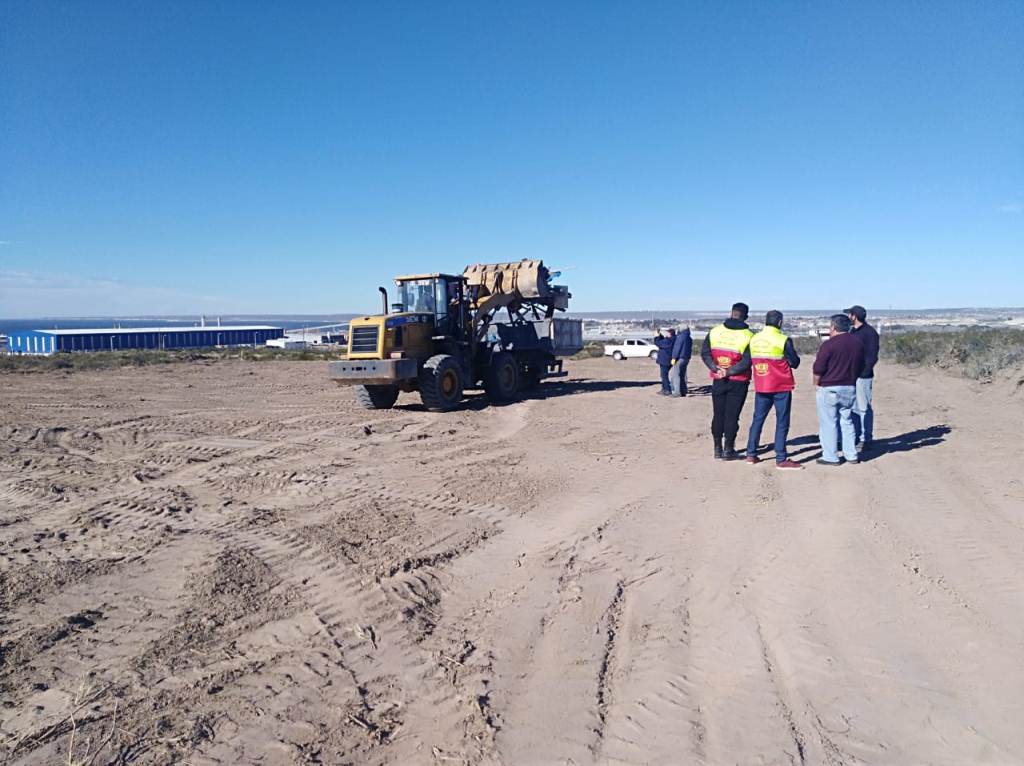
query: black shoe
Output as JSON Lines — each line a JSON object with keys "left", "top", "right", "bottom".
{"left": 815, "top": 458, "right": 842, "bottom": 467}
{"left": 714, "top": 437, "right": 724, "bottom": 460}
{"left": 722, "top": 438, "right": 741, "bottom": 461}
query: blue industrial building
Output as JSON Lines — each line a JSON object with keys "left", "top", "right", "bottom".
{"left": 5, "top": 326, "right": 284, "bottom": 355}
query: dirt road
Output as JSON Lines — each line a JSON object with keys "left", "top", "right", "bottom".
{"left": 2, "top": 358, "right": 1023, "bottom": 764}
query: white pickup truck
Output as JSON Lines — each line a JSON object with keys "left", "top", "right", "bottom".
{"left": 604, "top": 338, "right": 660, "bottom": 361}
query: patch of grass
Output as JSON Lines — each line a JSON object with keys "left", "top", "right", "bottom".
{"left": 0, "top": 346, "right": 346, "bottom": 373}
{"left": 881, "top": 328, "right": 1024, "bottom": 380}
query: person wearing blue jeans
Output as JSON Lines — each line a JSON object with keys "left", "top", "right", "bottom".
{"left": 744, "top": 311, "right": 803, "bottom": 469}
{"left": 669, "top": 326, "right": 692, "bottom": 397}
{"left": 812, "top": 314, "right": 865, "bottom": 466}
{"left": 847, "top": 305, "right": 879, "bottom": 451}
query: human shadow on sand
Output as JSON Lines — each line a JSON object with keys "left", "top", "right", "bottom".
{"left": 858, "top": 425, "right": 952, "bottom": 461}
{"left": 780, "top": 425, "right": 952, "bottom": 464}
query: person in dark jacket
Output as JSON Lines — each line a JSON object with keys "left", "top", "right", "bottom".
{"left": 846, "top": 305, "right": 879, "bottom": 453}
{"left": 654, "top": 328, "right": 675, "bottom": 395}
{"left": 669, "top": 326, "right": 692, "bottom": 397}
{"left": 702, "top": 303, "right": 753, "bottom": 459}
{"left": 813, "top": 314, "right": 864, "bottom": 466}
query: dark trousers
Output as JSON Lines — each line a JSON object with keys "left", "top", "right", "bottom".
{"left": 659, "top": 364, "right": 672, "bottom": 392}
{"left": 745, "top": 391, "right": 792, "bottom": 462}
{"left": 711, "top": 379, "right": 749, "bottom": 441}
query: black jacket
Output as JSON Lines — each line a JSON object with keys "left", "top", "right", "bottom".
{"left": 851, "top": 322, "right": 879, "bottom": 378}
{"left": 701, "top": 318, "right": 752, "bottom": 378}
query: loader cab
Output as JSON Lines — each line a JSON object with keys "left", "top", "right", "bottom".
{"left": 394, "top": 274, "right": 467, "bottom": 339}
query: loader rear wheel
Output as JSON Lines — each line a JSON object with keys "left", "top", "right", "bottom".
{"left": 419, "top": 355, "right": 463, "bottom": 411}
{"left": 485, "top": 352, "right": 519, "bottom": 402}
{"left": 355, "top": 384, "right": 399, "bottom": 410}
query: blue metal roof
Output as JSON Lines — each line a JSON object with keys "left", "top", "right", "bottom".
{"left": 31, "top": 325, "right": 281, "bottom": 335}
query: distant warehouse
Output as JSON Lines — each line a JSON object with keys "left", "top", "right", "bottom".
{"left": 6, "top": 326, "right": 284, "bottom": 355}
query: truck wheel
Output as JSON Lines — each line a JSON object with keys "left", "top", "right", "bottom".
{"left": 612, "top": 351, "right": 624, "bottom": 361}
{"left": 485, "top": 352, "right": 519, "bottom": 402}
{"left": 649, "top": 350, "right": 658, "bottom": 360}
{"left": 419, "top": 355, "right": 463, "bottom": 411}
{"left": 355, "top": 384, "right": 399, "bottom": 410}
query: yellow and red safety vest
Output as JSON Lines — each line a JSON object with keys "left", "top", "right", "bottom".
{"left": 707, "top": 324, "right": 754, "bottom": 382}
{"left": 749, "top": 325, "right": 795, "bottom": 393}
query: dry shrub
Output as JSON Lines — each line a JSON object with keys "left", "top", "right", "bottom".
{"left": 0, "top": 346, "right": 343, "bottom": 373}
{"left": 572, "top": 341, "right": 607, "bottom": 359}
{"left": 882, "top": 328, "right": 1024, "bottom": 380}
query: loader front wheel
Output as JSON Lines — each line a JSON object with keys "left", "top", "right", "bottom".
{"left": 355, "top": 384, "right": 399, "bottom": 410}
{"left": 419, "top": 355, "right": 463, "bottom": 412}
{"left": 485, "top": 352, "right": 519, "bottom": 402}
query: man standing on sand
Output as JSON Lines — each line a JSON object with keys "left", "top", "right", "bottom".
{"left": 846, "top": 305, "right": 879, "bottom": 454}
{"left": 813, "top": 314, "right": 864, "bottom": 466}
{"left": 654, "top": 328, "right": 675, "bottom": 396}
{"left": 744, "top": 311, "right": 803, "bottom": 470}
{"left": 702, "top": 303, "right": 753, "bottom": 460}
{"left": 669, "top": 325, "right": 692, "bottom": 397}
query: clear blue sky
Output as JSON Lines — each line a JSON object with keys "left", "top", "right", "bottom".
{"left": 2, "top": 1, "right": 1021, "bottom": 316}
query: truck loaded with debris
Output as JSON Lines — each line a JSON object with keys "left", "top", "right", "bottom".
{"left": 329, "top": 259, "right": 583, "bottom": 411}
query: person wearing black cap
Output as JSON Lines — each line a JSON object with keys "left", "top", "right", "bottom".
{"left": 701, "top": 302, "right": 753, "bottom": 459}
{"left": 812, "top": 314, "right": 864, "bottom": 465}
{"left": 845, "top": 305, "right": 878, "bottom": 452}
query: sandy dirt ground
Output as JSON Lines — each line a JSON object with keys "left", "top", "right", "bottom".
{"left": 2, "top": 357, "right": 1023, "bottom": 765}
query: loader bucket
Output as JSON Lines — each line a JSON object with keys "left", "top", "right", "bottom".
{"left": 463, "top": 259, "right": 549, "bottom": 302}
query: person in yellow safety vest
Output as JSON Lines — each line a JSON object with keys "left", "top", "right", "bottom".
{"left": 744, "top": 311, "right": 804, "bottom": 470}
{"left": 701, "top": 302, "right": 753, "bottom": 460}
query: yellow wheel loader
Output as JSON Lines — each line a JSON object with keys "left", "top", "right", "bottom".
{"left": 329, "top": 260, "right": 583, "bottom": 411}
